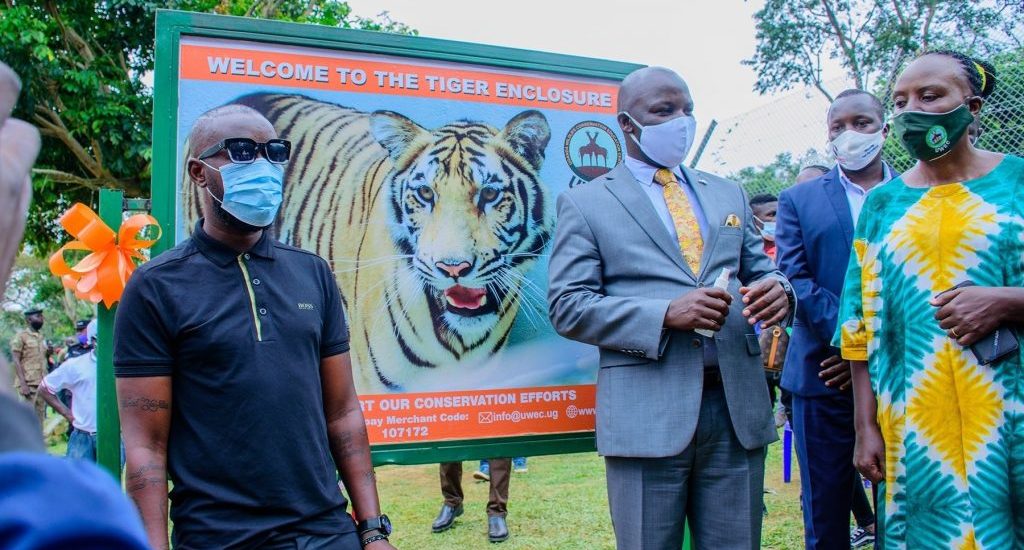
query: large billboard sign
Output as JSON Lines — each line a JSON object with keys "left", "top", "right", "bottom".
{"left": 152, "top": 11, "right": 640, "bottom": 464}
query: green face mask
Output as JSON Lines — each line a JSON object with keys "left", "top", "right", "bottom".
{"left": 890, "top": 103, "right": 975, "bottom": 161}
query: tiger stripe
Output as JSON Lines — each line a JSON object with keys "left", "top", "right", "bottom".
{"left": 183, "top": 94, "right": 553, "bottom": 392}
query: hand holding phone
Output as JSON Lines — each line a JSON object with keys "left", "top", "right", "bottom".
{"left": 932, "top": 281, "right": 1018, "bottom": 365}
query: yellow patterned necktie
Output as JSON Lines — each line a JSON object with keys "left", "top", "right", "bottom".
{"left": 654, "top": 168, "right": 703, "bottom": 273}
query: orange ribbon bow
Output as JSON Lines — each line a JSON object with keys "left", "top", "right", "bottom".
{"left": 48, "top": 203, "right": 161, "bottom": 308}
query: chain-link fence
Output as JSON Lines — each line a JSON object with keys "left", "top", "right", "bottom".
{"left": 692, "top": 79, "right": 840, "bottom": 198}
{"left": 694, "top": 48, "right": 1024, "bottom": 199}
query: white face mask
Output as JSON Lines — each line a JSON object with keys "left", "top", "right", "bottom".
{"left": 621, "top": 112, "right": 697, "bottom": 168}
{"left": 828, "top": 129, "right": 884, "bottom": 171}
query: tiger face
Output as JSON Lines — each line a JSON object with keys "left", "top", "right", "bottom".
{"left": 370, "top": 110, "right": 552, "bottom": 348}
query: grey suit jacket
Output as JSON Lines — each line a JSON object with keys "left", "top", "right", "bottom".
{"left": 548, "top": 163, "right": 788, "bottom": 457}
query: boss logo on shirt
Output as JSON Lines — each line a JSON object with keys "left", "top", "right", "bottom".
{"left": 297, "top": 303, "right": 315, "bottom": 311}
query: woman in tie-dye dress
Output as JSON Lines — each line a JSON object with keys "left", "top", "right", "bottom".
{"left": 834, "top": 50, "right": 1024, "bottom": 549}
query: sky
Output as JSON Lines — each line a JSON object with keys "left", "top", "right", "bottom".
{"left": 349, "top": 0, "right": 848, "bottom": 126}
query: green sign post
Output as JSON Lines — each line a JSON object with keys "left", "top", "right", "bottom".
{"left": 95, "top": 188, "right": 122, "bottom": 477}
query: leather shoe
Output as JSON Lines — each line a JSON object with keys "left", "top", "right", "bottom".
{"left": 431, "top": 503, "right": 463, "bottom": 533}
{"left": 488, "top": 516, "right": 509, "bottom": 543}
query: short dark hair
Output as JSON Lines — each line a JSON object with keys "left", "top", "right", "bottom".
{"left": 749, "top": 193, "right": 778, "bottom": 207}
{"left": 830, "top": 89, "right": 884, "bottom": 119}
{"left": 921, "top": 50, "right": 997, "bottom": 98}
{"left": 801, "top": 164, "right": 830, "bottom": 175}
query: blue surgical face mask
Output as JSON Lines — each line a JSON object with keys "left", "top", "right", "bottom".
{"left": 201, "top": 158, "right": 284, "bottom": 227}
{"left": 757, "top": 219, "right": 776, "bottom": 238}
{"left": 77, "top": 334, "right": 88, "bottom": 345}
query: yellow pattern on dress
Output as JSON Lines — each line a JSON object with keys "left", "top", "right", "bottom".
{"left": 875, "top": 392, "right": 905, "bottom": 507}
{"left": 887, "top": 183, "right": 998, "bottom": 293}
{"left": 654, "top": 168, "right": 703, "bottom": 273}
{"left": 908, "top": 338, "right": 1003, "bottom": 484}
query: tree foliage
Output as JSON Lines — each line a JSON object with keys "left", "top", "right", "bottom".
{"left": 976, "top": 48, "right": 1024, "bottom": 155}
{"left": 731, "top": 152, "right": 805, "bottom": 197}
{"left": 0, "top": 0, "right": 415, "bottom": 253}
{"left": 745, "top": 0, "right": 1023, "bottom": 101}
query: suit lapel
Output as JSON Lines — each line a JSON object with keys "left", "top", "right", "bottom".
{"left": 604, "top": 164, "right": 695, "bottom": 279}
{"left": 822, "top": 168, "right": 855, "bottom": 247}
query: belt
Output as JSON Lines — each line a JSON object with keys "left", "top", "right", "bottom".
{"left": 703, "top": 368, "right": 723, "bottom": 390}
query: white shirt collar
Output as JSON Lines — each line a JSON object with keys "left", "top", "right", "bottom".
{"left": 837, "top": 163, "right": 893, "bottom": 195}
{"left": 624, "top": 155, "right": 686, "bottom": 187}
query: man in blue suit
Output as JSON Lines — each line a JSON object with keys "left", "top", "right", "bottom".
{"left": 776, "top": 89, "right": 894, "bottom": 550}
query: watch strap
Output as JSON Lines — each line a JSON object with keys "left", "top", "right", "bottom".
{"left": 357, "top": 517, "right": 382, "bottom": 534}
{"left": 357, "top": 514, "right": 391, "bottom": 536}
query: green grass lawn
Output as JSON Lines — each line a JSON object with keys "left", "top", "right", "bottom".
{"left": 47, "top": 422, "right": 807, "bottom": 549}
{"left": 375, "top": 442, "right": 805, "bottom": 549}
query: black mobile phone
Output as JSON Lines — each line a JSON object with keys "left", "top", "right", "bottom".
{"left": 971, "top": 325, "right": 1019, "bottom": 366}
{"left": 937, "top": 281, "right": 1019, "bottom": 366}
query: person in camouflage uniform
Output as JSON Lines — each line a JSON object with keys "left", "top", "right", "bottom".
{"left": 10, "top": 308, "right": 49, "bottom": 426}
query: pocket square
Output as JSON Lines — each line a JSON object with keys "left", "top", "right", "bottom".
{"left": 725, "top": 214, "right": 741, "bottom": 227}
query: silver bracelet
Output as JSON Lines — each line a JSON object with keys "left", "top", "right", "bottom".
{"left": 361, "top": 533, "right": 388, "bottom": 547}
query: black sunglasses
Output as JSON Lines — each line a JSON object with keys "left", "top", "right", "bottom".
{"left": 198, "top": 138, "right": 291, "bottom": 164}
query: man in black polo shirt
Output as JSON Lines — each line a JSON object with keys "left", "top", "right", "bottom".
{"left": 114, "top": 105, "right": 395, "bottom": 550}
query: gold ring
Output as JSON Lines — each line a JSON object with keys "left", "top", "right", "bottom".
{"left": 951, "top": 327, "right": 959, "bottom": 338}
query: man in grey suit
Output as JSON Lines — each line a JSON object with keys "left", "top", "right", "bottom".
{"left": 548, "top": 67, "right": 794, "bottom": 549}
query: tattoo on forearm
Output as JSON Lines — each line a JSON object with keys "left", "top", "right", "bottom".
{"left": 349, "top": 470, "right": 379, "bottom": 498}
{"left": 331, "top": 425, "right": 371, "bottom": 460}
{"left": 334, "top": 430, "right": 356, "bottom": 459}
{"left": 126, "top": 463, "right": 166, "bottom": 492}
{"left": 127, "top": 476, "right": 165, "bottom": 492}
{"left": 120, "top": 396, "right": 170, "bottom": 412}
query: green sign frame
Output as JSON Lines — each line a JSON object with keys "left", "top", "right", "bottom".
{"left": 145, "top": 9, "right": 641, "bottom": 466}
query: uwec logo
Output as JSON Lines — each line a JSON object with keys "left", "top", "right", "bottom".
{"left": 927, "top": 124, "right": 949, "bottom": 151}
{"left": 563, "top": 120, "right": 623, "bottom": 187}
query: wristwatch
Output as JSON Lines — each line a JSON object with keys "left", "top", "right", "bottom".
{"left": 778, "top": 278, "right": 797, "bottom": 328}
{"left": 357, "top": 514, "right": 392, "bottom": 536}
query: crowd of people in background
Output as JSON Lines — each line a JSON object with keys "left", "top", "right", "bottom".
{"left": 3, "top": 41, "right": 1022, "bottom": 550}
{"left": 8, "top": 308, "right": 97, "bottom": 441}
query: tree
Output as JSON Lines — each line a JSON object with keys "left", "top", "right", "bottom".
{"left": 730, "top": 152, "right": 803, "bottom": 197}
{"left": 974, "top": 48, "right": 1024, "bottom": 156}
{"left": 745, "top": 0, "right": 1023, "bottom": 102}
{"left": 0, "top": 1, "right": 416, "bottom": 252}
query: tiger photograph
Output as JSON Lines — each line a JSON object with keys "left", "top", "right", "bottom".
{"left": 183, "top": 93, "right": 556, "bottom": 393}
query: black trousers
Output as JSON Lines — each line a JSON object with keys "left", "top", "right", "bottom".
{"left": 851, "top": 473, "right": 876, "bottom": 528}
